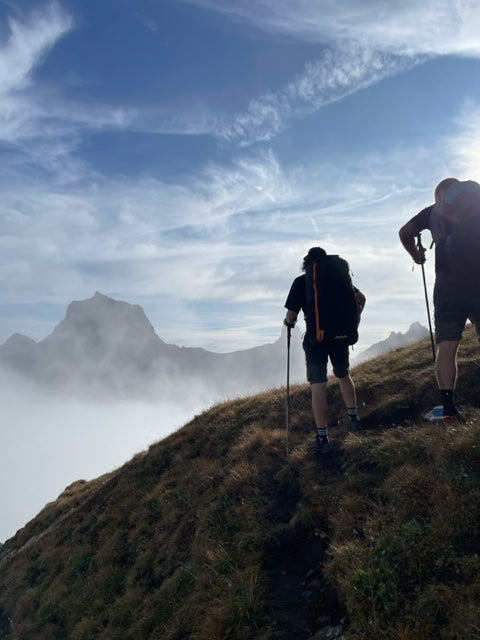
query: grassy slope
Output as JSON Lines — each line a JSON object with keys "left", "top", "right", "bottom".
{"left": 1, "top": 328, "right": 480, "bottom": 639}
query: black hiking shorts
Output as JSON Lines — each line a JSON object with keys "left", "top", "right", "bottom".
{"left": 303, "top": 339, "right": 350, "bottom": 383}
{"left": 434, "top": 274, "right": 480, "bottom": 342}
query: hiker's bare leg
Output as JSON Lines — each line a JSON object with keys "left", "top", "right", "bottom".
{"left": 311, "top": 382, "right": 328, "bottom": 427}
{"left": 436, "top": 340, "right": 460, "bottom": 389}
{"left": 338, "top": 374, "right": 356, "bottom": 408}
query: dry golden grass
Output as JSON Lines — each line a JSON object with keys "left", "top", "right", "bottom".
{"left": 1, "top": 327, "right": 480, "bottom": 639}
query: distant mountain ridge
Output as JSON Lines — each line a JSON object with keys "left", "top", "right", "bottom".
{"left": 353, "top": 321, "right": 429, "bottom": 363}
{"left": 0, "top": 292, "right": 428, "bottom": 403}
{"left": 0, "top": 292, "right": 306, "bottom": 403}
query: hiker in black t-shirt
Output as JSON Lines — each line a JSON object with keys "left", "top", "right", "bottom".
{"left": 284, "top": 247, "right": 366, "bottom": 454}
{"left": 399, "top": 177, "right": 480, "bottom": 422}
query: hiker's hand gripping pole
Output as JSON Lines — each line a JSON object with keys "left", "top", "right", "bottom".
{"left": 416, "top": 233, "right": 436, "bottom": 364}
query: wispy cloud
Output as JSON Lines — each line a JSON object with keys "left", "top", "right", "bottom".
{"left": 181, "top": 0, "right": 480, "bottom": 57}
{"left": 0, "top": 3, "right": 132, "bottom": 184}
{"left": 0, "top": 2, "right": 73, "bottom": 145}
{"left": 0, "top": 2, "right": 73, "bottom": 96}
{"left": 219, "top": 42, "right": 419, "bottom": 144}
{"left": 183, "top": 0, "right": 480, "bottom": 145}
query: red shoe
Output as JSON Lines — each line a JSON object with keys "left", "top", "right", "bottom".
{"left": 443, "top": 412, "right": 466, "bottom": 424}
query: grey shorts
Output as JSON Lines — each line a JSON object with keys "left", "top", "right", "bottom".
{"left": 434, "top": 275, "right": 480, "bottom": 342}
{"left": 303, "top": 339, "right": 350, "bottom": 384}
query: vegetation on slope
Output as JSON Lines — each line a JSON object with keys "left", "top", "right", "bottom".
{"left": 1, "top": 327, "right": 480, "bottom": 639}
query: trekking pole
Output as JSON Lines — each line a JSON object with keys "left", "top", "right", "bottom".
{"left": 285, "top": 324, "right": 291, "bottom": 456}
{"left": 416, "top": 233, "right": 436, "bottom": 363}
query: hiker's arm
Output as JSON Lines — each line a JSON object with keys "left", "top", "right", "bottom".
{"left": 399, "top": 219, "right": 426, "bottom": 264}
{"left": 284, "top": 309, "right": 298, "bottom": 328}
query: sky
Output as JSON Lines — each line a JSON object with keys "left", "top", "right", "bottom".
{"left": 1, "top": 0, "right": 480, "bottom": 355}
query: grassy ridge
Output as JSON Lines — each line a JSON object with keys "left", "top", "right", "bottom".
{"left": 1, "top": 328, "right": 480, "bottom": 639}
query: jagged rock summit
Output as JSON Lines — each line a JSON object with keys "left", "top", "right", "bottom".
{"left": 41, "top": 290, "right": 166, "bottom": 365}
{"left": 55, "top": 291, "right": 158, "bottom": 343}
{"left": 0, "top": 292, "right": 172, "bottom": 396}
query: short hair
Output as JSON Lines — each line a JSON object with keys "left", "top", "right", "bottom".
{"left": 434, "top": 177, "right": 459, "bottom": 203}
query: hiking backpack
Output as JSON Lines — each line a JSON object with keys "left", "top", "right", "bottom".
{"left": 430, "top": 180, "right": 480, "bottom": 276}
{"left": 304, "top": 254, "right": 360, "bottom": 346}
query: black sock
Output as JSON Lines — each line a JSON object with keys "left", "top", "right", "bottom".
{"left": 441, "top": 390, "right": 456, "bottom": 416}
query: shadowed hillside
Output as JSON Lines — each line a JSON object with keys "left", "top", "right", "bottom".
{"left": 1, "top": 327, "right": 480, "bottom": 639}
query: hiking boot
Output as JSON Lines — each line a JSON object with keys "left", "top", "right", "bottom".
{"left": 349, "top": 416, "right": 363, "bottom": 432}
{"left": 311, "top": 435, "right": 331, "bottom": 454}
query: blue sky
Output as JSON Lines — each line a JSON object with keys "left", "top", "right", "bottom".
{"left": 2, "top": 0, "right": 480, "bottom": 353}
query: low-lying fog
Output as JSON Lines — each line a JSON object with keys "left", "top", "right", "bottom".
{"left": 1, "top": 386, "right": 207, "bottom": 544}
